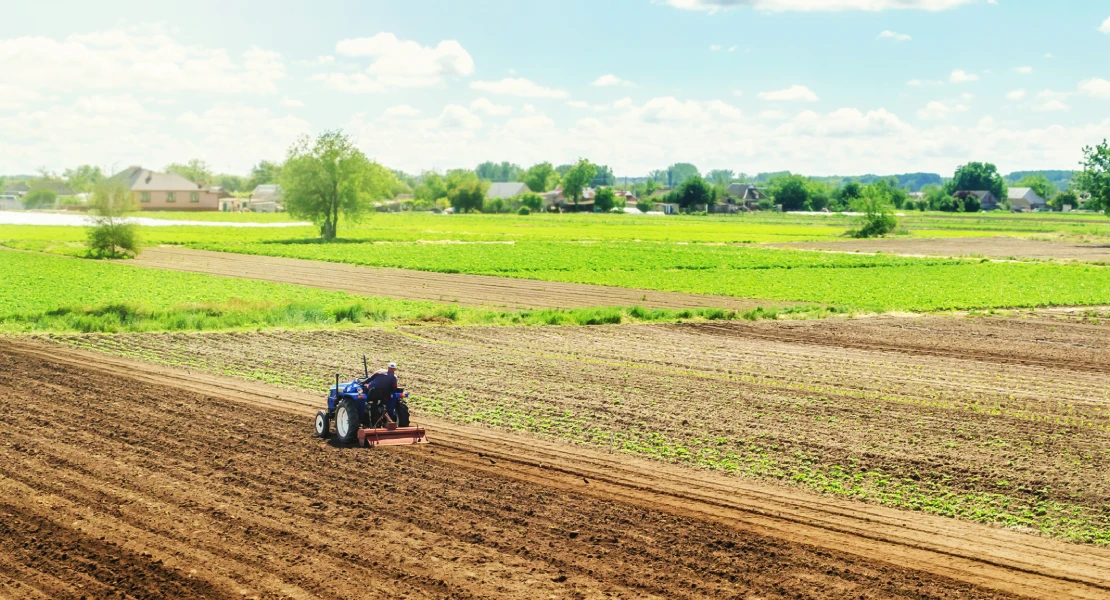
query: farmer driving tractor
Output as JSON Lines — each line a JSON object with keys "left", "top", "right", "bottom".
{"left": 363, "top": 362, "right": 401, "bottom": 427}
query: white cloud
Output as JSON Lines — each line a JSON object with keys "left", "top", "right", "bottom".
{"left": 316, "top": 33, "right": 473, "bottom": 92}
{"left": 1034, "top": 99, "right": 1069, "bottom": 112}
{"left": 878, "top": 30, "right": 911, "bottom": 42}
{"left": 382, "top": 105, "right": 422, "bottom": 118}
{"left": 907, "top": 79, "right": 943, "bottom": 87}
{"left": 1099, "top": 16, "right": 1110, "bottom": 33}
{"left": 1044, "top": 53, "right": 1054, "bottom": 58}
{"left": 294, "top": 55, "right": 334, "bottom": 67}
{"left": 663, "top": 0, "right": 973, "bottom": 12}
{"left": 1006, "top": 89, "right": 1026, "bottom": 101}
{"left": 917, "top": 100, "right": 968, "bottom": 120}
{"left": 759, "top": 109, "right": 788, "bottom": 120}
{"left": 567, "top": 100, "right": 609, "bottom": 112}
{"left": 434, "top": 105, "right": 482, "bottom": 130}
{"left": 470, "top": 97, "right": 513, "bottom": 116}
{"left": 281, "top": 97, "right": 304, "bottom": 108}
{"left": 960, "top": 92, "right": 975, "bottom": 100}
{"left": 758, "top": 84, "right": 819, "bottom": 102}
{"left": 949, "top": 69, "right": 979, "bottom": 83}
{"left": 732, "top": 90, "right": 744, "bottom": 97}
{"left": 0, "top": 26, "right": 286, "bottom": 95}
{"left": 1079, "top": 78, "right": 1110, "bottom": 99}
{"left": 780, "top": 108, "right": 911, "bottom": 137}
{"left": 590, "top": 74, "right": 633, "bottom": 87}
{"left": 1013, "top": 66, "right": 1033, "bottom": 74}
{"left": 0, "top": 84, "right": 40, "bottom": 110}
{"left": 709, "top": 44, "right": 723, "bottom": 51}
{"left": 1037, "top": 89, "right": 1070, "bottom": 101}
{"left": 469, "top": 77, "right": 568, "bottom": 99}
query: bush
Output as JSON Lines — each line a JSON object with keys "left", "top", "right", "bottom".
{"left": 86, "top": 179, "right": 140, "bottom": 258}
{"left": 517, "top": 206, "right": 531, "bottom": 215}
{"left": 449, "top": 181, "right": 485, "bottom": 213}
{"left": 519, "top": 192, "right": 544, "bottom": 212}
{"left": 23, "top": 188, "right": 57, "bottom": 209}
{"left": 962, "top": 194, "right": 982, "bottom": 213}
{"left": 594, "top": 187, "right": 618, "bottom": 212}
{"left": 636, "top": 200, "right": 653, "bottom": 213}
{"left": 757, "top": 198, "right": 774, "bottom": 211}
{"left": 848, "top": 186, "right": 898, "bottom": 238}
{"left": 483, "top": 197, "right": 506, "bottom": 213}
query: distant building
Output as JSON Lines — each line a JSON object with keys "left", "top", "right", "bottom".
{"left": 719, "top": 183, "right": 769, "bottom": 212}
{"left": 485, "top": 182, "right": 530, "bottom": 200}
{"left": 115, "top": 167, "right": 218, "bottom": 211}
{"left": 0, "top": 194, "right": 21, "bottom": 210}
{"left": 953, "top": 190, "right": 1000, "bottom": 211}
{"left": 252, "top": 184, "right": 282, "bottom": 202}
{"left": 1006, "top": 187, "right": 1047, "bottom": 211}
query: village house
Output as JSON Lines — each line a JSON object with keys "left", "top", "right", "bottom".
{"left": 117, "top": 167, "right": 219, "bottom": 211}
{"left": 485, "top": 182, "right": 530, "bottom": 200}
{"left": 1006, "top": 187, "right": 1047, "bottom": 212}
{"left": 953, "top": 190, "right": 1000, "bottom": 211}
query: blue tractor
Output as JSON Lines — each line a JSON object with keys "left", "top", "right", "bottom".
{"left": 313, "top": 357, "right": 427, "bottom": 447}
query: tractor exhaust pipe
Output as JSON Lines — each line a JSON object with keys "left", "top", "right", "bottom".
{"left": 363, "top": 355, "right": 369, "bottom": 379}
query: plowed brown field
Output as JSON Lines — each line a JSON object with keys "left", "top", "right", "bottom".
{"left": 127, "top": 246, "right": 797, "bottom": 310}
{"left": 3, "top": 339, "right": 1110, "bottom": 599}
{"left": 768, "top": 237, "right": 1110, "bottom": 262}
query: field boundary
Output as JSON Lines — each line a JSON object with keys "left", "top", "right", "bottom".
{"left": 124, "top": 246, "right": 807, "bottom": 311}
{"left": 8, "top": 337, "right": 1110, "bottom": 599}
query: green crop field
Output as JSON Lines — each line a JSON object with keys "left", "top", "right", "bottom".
{"left": 0, "top": 250, "right": 788, "bottom": 333}
{"left": 4, "top": 211, "right": 1110, "bottom": 314}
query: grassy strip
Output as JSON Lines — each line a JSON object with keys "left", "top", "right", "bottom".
{"left": 0, "top": 249, "right": 833, "bottom": 333}
{"left": 0, "top": 301, "right": 831, "bottom": 334}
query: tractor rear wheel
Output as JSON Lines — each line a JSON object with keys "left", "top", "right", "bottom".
{"left": 314, "top": 410, "right": 330, "bottom": 438}
{"left": 396, "top": 400, "right": 411, "bottom": 428}
{"left": 334, "top": 399, "right": 360, "bottom": 444}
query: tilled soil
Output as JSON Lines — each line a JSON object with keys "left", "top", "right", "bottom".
{"left": 767, "top": 236, "right": 1110, "bottom": 262}
{"left": 125, "top": 246, "right": 800, "bottom": 310}
{"left": 0, "top": 343, "right": 1041, "bottom": 600}
{"left": 44, "top": 313, "right": 1110, "bottom": 545}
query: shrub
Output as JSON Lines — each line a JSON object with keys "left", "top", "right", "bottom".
{"left": 594, "top": 187, "right": 618, "bottom": 212}
{"left": 517, "top": 206, "right": 531, "bottom": 215}
{"left": 86, "top": 179, "right": 140, "bottom": 258}
{"left": 23, "top": 188, "right": 57, "bottom": 209}
{"left": 636, "top": 200, "right": 653, "bottom": 213}
{"left": 519, "top": 192, "right": 544, "bottom": 212}
{"left": 848, "top": 186, "right": 898, "bottom": 238}
{"left": 757, "top": 198, "right": 774, "bottom": 211}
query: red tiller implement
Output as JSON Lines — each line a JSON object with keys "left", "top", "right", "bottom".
{"left": 357, "top": 425, "right": 428, "bottom": 447}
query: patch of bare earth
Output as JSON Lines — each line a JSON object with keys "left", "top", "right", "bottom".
{"left": 0, "top": 343, "right": 1037, "bottom": 599}
{"left": 767, "top": 236, "right": 1110, "bottom": 262}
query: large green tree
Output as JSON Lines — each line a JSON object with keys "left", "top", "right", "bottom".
{"left": 280, "top": 130, "right": 394, "bottom": 240}
{"left": 248, "top": 160, "right": 283, "bottom": 189}
{"left": 63, "top": 165, "right": 105, "bottom": 195}
{"left": 944, "top": 162, "right": 1007, "bottom": 203}
{"left": 706, "top": 169, "right": 735, "bottom": 185}
{"left": 591, "top": 165, "right": 615, "bottom": 187}
{"left": 1015, "top": 174, "right": 1057, "bottom": 201}
{"left": 675, "top": 176, "right": 712, "bottom": 212}
{"left": 561, "top": 159, "right": 597, "bottom": 207}
{"left": 666, "top": 163, "right": 700, "bottom": 188}
{"left": 1076, "top": 140, "right": 1110, "bottom": 214}
{"left": 22, "top": 187, "right": 57, "bottom": 209}
{"left": 449, "top": 180, "right": 486, "bottom": 213}
{"left": 770, "top": 174, "right": 810, "bottom": 211}
{"left": 523, "top": 162, "right": 557, "bottom": 192}
{"left": 166, "top": 159, "right": 213, "bottom": 185}
{"left": 475, "top": 161, "right": 524, "bottom": 182}
{"left": 413, "top": 172, "right": 448, "bottom": 204}
{"left": 594, "top": 187, "right": 618, "bottom": 212}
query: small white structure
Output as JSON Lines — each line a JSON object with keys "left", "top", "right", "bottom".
{"left": 0, "top": 194, "right": 22, "bottom": 210}
{"left": 1007, "top": 187, "right": 1047, "bottom": 211}
{"left": 485, "top": 182, "right": 530, "bottom": 199}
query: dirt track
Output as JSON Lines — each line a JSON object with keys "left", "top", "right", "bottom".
{"left": 767, "top": 236, "right": 1110, "bottom": 262}
{"left": 127, "top": 246, "right": 796, "bottom": 310}
{"left": 5, "top": 320, "right": 1110, "bottom": 598}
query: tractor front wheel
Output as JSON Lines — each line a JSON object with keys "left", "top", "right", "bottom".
{"left": 314, "top": 410, "right": 330, "bottom": 438}
{"left": 334, "top": 399, "right": 360, "bottom": 444}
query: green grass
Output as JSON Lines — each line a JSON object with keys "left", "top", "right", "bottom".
{"left": 5, "top": 211, "right": 1110, "bottom": 314}
{"left": 0, "top": 251, "right": 823, "bottom": 333}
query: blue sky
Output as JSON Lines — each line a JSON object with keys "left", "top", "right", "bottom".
{"left": 2, "top": 0, "right": 1109, "bottom": 177}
